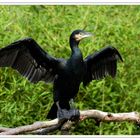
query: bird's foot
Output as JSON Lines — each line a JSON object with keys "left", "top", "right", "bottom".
{"left": 69, "top": 108, "right": 80, "bottom": 121}
{"left": 57, "top": 108, "right": 80, "bottom": 122}
{"left": 57, "top": 109, "right": 70, "bottom": 121}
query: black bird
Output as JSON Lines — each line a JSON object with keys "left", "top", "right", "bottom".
{"left": 0, "top": 29, "right": 123, "bottom": 120}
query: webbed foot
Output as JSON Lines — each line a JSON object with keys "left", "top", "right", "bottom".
{"left": 69, "top": 108, "right": 80, "bottom": 121}
{"left": 57, "top": 108, "right": 80, "bottom": 122}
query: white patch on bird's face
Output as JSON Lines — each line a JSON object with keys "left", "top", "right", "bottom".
{"left": 74, "top": 33, "right": 83, "bottom": 41}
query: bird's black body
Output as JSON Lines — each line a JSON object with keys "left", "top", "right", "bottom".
{"left": 54, "top": 48, "right": 84, "bottom": 101}
{"left": 0, "top": 29, "right": 123, "bottom": 120}
{"left": 48, "top": 32, "right": 86, "bottom": 118}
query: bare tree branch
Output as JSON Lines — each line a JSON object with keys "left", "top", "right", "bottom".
{"left": 80, "top": 110, "right": 140, "bottom": 122}
{"left": 0, "top": 119, "right": 60, "bottom": 135}
{"left": 0, "top": 109, "right": 140, "bottom": 135}
{"left": 0, "top": 127, "right": 11, "bottom": 133}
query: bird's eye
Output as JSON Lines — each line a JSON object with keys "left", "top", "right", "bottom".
{"left": 79, "top": 33, "right": 83, "bottom": 36}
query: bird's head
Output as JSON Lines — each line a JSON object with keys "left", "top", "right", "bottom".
{"left": 70, "top": 29, "right": 92, "bottom": 48}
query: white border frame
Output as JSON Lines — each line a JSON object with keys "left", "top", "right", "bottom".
{"left": 0, "top": 0, "right": 140, "bottom": 139}
{"left": 0, "top": 0, "right": 140, "bottom": 4}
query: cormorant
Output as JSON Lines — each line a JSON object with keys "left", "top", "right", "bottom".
{"left": 0, "top": 29, "right": 123, "bottom": 120}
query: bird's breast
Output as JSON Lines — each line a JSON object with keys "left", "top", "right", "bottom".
{"left": 53, "top": 60, "right": 85, "bottom": 101}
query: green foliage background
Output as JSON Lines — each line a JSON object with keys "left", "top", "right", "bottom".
{"left": 0, "top": 5, "right": 140, "bottom": 135}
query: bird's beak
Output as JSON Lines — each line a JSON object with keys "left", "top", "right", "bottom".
{"left": 74, "top": 31, "right": 93, "bottom": 41}
{"left": 81, "top": 32, "right": 93, "bottom": 39}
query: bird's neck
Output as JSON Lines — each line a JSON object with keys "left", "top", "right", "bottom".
{"left": 70, "top": 39, "right": 83, "bottom": 59}
{"left": 70, "top": 38, "right": 80, "bottom": 52}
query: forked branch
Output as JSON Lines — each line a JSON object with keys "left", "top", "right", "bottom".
{"left": 0, "top": 109, "right": 140, "bottom": 135}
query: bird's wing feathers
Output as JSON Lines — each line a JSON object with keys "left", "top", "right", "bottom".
{"left": 83, "top": 46, "right": 123, "bottom": 86}
{"left": 0, "top": 38, "right": 61, "bottom": 83}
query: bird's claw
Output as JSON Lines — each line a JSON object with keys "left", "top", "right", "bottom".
{"left": 69, "top": 109, "right": 80, "bottom": 121}
{"left": 57, "top": 109, "right": 80, "bottom": 122}
{"left": 57, "top": 109, "right": 70, "bottom": 121}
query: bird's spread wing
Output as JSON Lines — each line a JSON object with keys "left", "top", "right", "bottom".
{"left": 0, "top": 38, "right": 61, "bottom": 83}
{"left": 83, "top": 46, "right": 123, "bottom": 86}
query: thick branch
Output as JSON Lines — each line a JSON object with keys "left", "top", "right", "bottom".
{"left": 80, "top": 110, "right": 140, "bottom": 122}
{"left": 0, "top": 109, "right": 140, "bottom": 135}
{"left": 0, "top": 119, "right": 60, "bottom": 135}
